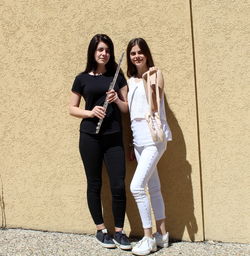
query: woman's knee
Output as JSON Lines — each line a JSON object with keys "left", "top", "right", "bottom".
{"left": 148, "top": 184, "right": 163, "bottom": 202}
{"left": 148, "top": 184, "right": 161, "bottom": 195}
{"left": 130, "top": 183, "right": 145, "bottom": 198}
{"left": 87, "top": 178, "right": 102, "bottom": 193}
{"left": 111, "top": 181, "right": 126, "bottom": 197}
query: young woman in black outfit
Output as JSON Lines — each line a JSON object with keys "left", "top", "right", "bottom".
{"left": 69, "top": 34, "right": 131, "bottom": 250}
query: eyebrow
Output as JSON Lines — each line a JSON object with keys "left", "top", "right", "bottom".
{"left": 97, "top": 46, "right": 109, "bottom": 50}
{"left": 130, "top": 50, "right": 142, "bottom": 54}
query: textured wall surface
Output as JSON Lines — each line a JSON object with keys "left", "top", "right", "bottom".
{"left": 1, "top": 0, "right": 248, "bottom": 244}
{"left": 0, "top": 0, "right": 203, "bottom": 241}
{"left": 192, "top": 0, "right": 250, "bottom": 243}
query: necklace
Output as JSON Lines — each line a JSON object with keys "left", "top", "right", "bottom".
{"left": 89, "top": 71, "right": 103, "bottom": 76}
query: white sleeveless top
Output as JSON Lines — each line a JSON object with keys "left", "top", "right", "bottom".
{"left": 127, "top": 77, "right": 172, "bottom": 146}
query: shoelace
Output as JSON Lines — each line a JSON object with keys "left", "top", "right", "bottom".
{"left": 137, "top": 237, "right": 147, "bottom": 246}
{"left": 121, "top": 233, "right": 130, "bottom": 243}
{"left": 136, "top": 237, "right": 153, "bottom": 248}
{"left": 116, "top": 232, "right": 129, "bottom": 242}
{"left": 103, "top": 232, "right": 112, "bottom": 241}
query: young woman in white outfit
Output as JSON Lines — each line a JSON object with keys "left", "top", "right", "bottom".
{"left": 126, "top": 38, "right": 172, "bottom": 256}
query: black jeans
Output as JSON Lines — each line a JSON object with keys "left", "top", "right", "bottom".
{"left": 79, "top": 132, "right": 126, "bottom": 228}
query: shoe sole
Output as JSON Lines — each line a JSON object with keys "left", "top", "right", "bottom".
{"left": 157, "top": 243, "right": 169, "bottom": 248}
{"left": 156, "top": 239, "right": 169, "bottom": 248}
{"left": 132, "top": 248, "right": 157, "bottom": 256}
{"left": 113, "top": 239, "right": 132, "bottom": 250}
{"left": 96, "top": 239, "right": 116, "bottom": 249}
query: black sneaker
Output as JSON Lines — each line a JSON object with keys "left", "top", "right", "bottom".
{"left": 113, "top": 230, "right": 132, "bottom": 250}
{"left": 96, "top": 229, "right": 116, "bottom": 249}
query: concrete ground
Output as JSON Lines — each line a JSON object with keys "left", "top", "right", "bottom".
{"left": 0, "top": 228, "right": 249, "bottom": 256}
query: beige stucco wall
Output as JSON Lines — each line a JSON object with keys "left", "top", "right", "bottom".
{"left": 192, "top": 0, "right": 250, "bottom": 243}
{"left": 0, "top": 0, "right": 249, "bottom": 243}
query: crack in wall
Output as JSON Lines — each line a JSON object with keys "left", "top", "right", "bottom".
{"left": 0, "top": 174, "right": 6, "bottom": 229}
{"left": 189, "top": 0, "right": 205, "bottom": 241}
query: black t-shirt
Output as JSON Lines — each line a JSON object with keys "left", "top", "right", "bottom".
{"left": 71, "top": 72, "right": 127, "bottom": 135}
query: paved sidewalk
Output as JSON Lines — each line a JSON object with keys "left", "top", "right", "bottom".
{"left": 0, "top": 228, "right": 249, "bottom": 256}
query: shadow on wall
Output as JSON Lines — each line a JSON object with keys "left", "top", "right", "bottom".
{"left": 101, "top": 99, "right": 198, "bottom": 241}
{"left": 158, "top": 99, "right": 198, "bottom": 241}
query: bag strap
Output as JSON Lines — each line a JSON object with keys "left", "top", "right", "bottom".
{"left": 146, "top": 70, "right": 161, "bottom": 114}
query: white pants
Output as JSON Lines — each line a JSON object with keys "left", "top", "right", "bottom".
{"left": 130, "top": 141, "right": 167, "bottom": 229}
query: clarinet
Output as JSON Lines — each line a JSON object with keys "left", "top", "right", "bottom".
{"left": 95, "top": 52, "right": 125, "bottom": 134}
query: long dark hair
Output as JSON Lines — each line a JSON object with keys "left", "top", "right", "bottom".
{"left": 126, "top": 38, "right": 154, "bottom": 78}
{"left": 83, "top": 34, "right": 117, "bottom": 74}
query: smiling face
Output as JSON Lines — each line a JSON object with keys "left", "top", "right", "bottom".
{"left": 94, "top": 41, "right": 110, "bottom": 67}
{"left": 126, "top": 38, "right": 154, "bottom": 78}
{"left": 129, "top": 44, "right": 147, "bottom": 71}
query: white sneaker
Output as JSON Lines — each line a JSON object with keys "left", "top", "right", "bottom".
{"left": 154, "top": 232, "right": 169, "bottom": 248}
{"left": 132, "top": 236, "right": 157, "bottom": 255}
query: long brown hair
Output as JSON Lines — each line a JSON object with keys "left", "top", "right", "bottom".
{"left": 126, "top": 38, "right": 154, "bottom": 78}
{"left": 83, "top": 34, "right": 117, "bottom": 74}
